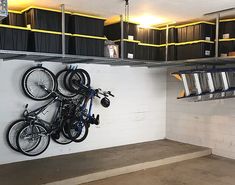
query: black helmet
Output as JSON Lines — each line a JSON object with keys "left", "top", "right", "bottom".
{"left": 101, "top": 97, "right": 110, "bottom": 108}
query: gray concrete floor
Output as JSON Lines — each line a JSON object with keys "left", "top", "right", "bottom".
{"left": 0, "top": 140, "right": 208, "bottom": 185}
{"left": 84, "top": 155, "right": 235, "bottom": 185}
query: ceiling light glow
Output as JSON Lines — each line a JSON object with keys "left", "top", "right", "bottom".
{"left": 8, "top": 0, "right": 34, "bottom": 9}
{"left": 131, "top": 15, "right": 166, "bottom": 28}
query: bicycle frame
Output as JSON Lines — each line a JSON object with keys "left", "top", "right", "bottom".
{"left": 24, "top": 95, "right": 65, "bottom": 132}
{"left": 79, "top": 88, "right": 97, "bottom": 119}
{"left": 26, "top": 97, "right": 58, "bottom": 118}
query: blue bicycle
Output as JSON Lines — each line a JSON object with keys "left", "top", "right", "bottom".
{"left": 66, "top": 83, "right": 114, "bottom": 142}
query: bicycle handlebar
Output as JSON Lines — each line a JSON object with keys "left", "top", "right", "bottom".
{"left": 107, "top": 91, "right": 115, "bottom": 97}
{"left": 96, "top": 89, "right": 115, "bottom": 98}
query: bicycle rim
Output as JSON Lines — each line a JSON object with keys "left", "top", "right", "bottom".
{"left": 76, "top": 69, "right": 91, "bottom": 87}
{"left": 67, "top": 119, "right": 89, "bottom": 142}
{"left": 68, "top": 69, "right": 87, "bottom": 93}
{"left": 56, "top": 69, "right": 77, "bottom": 98}
{"left": 17, "top": 124, "right": 50, "bottom": 156}
{"left": 22, "top": 67, "right": 56, "bottom": 101}
{"left": 63, "top": 70, "right": 74, "bottom": 93}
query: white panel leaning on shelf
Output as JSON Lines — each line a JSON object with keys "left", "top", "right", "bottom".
{"left": 172, "top": 67, "right": 235, "bottom": 102}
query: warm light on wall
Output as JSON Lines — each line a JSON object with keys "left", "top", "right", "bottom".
{"left": 8, "top": 0, "right": 34, "bottom": 9}
{"left": 131, "top": 15, "right": 166, "bottom": 28}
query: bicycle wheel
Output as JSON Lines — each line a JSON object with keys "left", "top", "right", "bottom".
{"left": 63, "top": 70, "right": 77, "bottom": 93}
{"left": 22, "top": 66, "right": 56, "bottom": 101}
{"left": 64, "top": 70, "right": 85, "bottom": 93}
{"left": 56, "top": 69, "right": 78, "bottom": 98}
{"left": 6, "top": 119, "right": 27, "bottom": 152}
{"left": 51, "top": 130, "right": 72, "bottom": 145}
{"left": 66, "top": 118, "right": 89, "bottom": 143}
{"left": 16, "top": 123, "right": 50, "bottom": 156}
{"left": 68, "top": 69, "right": 90, "bottom": 93}
{"left": 61, "top": 118, "right": 74, "bottom": 140}
{"left": 78, "top": 69, "right": 91, "bottom": 87}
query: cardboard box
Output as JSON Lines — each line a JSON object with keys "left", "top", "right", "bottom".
{"left": 229, "top": 51, "right": 235, "bottom": 56}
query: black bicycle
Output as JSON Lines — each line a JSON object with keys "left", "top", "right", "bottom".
{"left": 7, "top": 85, "right": 87, "bottom": 156}
{"left": 6, "top": 65, "right": 114, "bottom": 156}
{"left": 21, "top": 65, "right": 90, "bottom": 101}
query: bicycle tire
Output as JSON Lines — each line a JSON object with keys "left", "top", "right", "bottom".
{"left": 16, "top": 123, "right": 50, "bottom": 156}
{"left": 63, "top": 70, "right": 77, "bottom": 93}
{"left": 22, "top": 66, "right": 56, "bottom": 101}
{"left": 64, "top": 69, "right": 85, "bottom": 93}
{"left": 6, "top": 119, "right": 42, "bottom": 153}
{"left": 68, "top": 69, "right": 91, "bottom": 93}
{"left": 78, "top": 69, "right": 91, "bottom": 87}
{"left": 51, "top": 131, "right": 72, "bottom": 145}
{"left": 55, "top": 69, "right": 78, "bottom": 98}
{"left": 6, "top": 119, "right": 27, "bottom": 152}
{"left": 66, "top": 118, "right": 89, "bottom": 143}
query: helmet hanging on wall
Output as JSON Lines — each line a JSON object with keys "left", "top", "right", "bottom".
{"left": 101, "top": 97, "right": 110, "bottom": 108}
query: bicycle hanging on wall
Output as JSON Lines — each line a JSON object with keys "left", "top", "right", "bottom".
{"left": 6, "top": 65, "right": 114, "bottom": 156}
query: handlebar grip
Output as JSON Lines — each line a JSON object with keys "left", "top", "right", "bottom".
{"left": 108, "top": 91, "right": 115, "bottom": 97}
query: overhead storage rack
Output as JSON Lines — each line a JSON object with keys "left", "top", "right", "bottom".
{"left": 0, "top": 5, "right": 234, "bottom": 68}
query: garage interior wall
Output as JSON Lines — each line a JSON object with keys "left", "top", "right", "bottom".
{"left": 0, "top": 60, "right": 167, "bottom": 165}
{"left": 166, "top": 68, "right": 235, "bottom": 160}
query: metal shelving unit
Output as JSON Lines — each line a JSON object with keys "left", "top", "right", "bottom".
{"left": 1, "top": 6, "right": 235, "bottom": 68}
{"left": 1, "top": 49, "right": 235, "bottom": 68}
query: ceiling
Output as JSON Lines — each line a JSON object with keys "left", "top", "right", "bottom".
{"left": 8, "top": 0, "right": 235, "bottom": 25}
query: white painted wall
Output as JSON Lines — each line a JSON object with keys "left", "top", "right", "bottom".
{"left": 0, "top": 60, "right": 166, "bottom": 165}
{"left": 166, "top": 67, "right": 235, "bottom": 159}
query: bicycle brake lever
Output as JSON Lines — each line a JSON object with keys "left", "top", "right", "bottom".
{"left": 108, "top": 91, "right": 115, "bottom": 97}
{"left": 109, "top": 91, "right": 115, "bottom": 97}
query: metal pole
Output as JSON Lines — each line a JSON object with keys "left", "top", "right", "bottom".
{"left": 165, "top": 24, "right": 169, "bottom": 61}
{"left": 120, "top": 15, "right": 124, "bottom": 60}
{"left": 61, "top": 4, "right": 65, "bottom": 56}
{"left": 215, "top": 13, "right": 220, "bottom": 58}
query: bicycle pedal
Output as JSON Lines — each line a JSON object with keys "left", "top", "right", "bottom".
{"left": 95, "top": 115, "right": 100, "bottom": 125}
